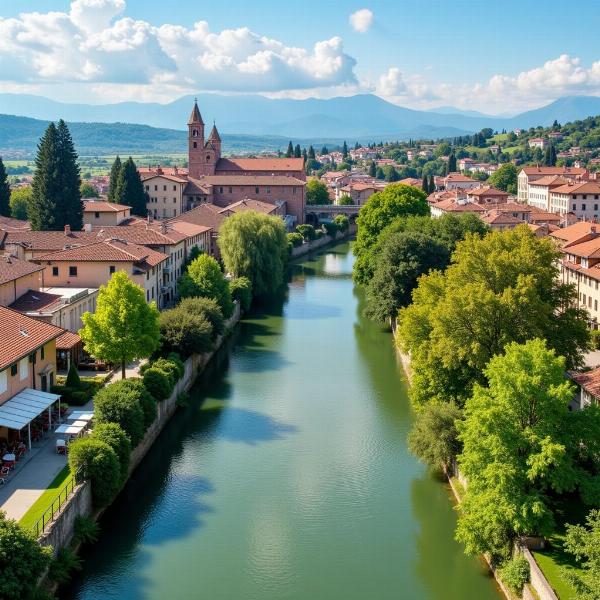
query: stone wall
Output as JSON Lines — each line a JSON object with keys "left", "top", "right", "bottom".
{"left": 522, "top": 548, "right": 559, "bottom": 600}
{"left": 291, "top": 224, "right": 356, "bottom": 259}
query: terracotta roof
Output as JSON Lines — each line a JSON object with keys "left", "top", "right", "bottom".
{"left": 219, "top": 199, "right": 279, "bottom": 215}
{"left": 184, "top": 178, "right": 212, "bottom": 195}
{"left": 551, "top": 182, "right": 600, "bottom": 195}
{"left": 561, "top": 237, "right": 600, "bottom": 259}
{"left": 529, "top": 175, "right": 572, "bottom": 187}
{"left": 398, "top": 178, "right": 422, "bottom": 187}
{"left": 216, "top": 157, "right": 305, "bottom": 172}
{"left": 0, "top": 255, "right": 44, "bottom": 286}
{"left": 202, "top": 175, "right": 306, "bottom": 186}
{"left": 550, "top": 221, "right": 598, "bottom": 243}
{"left": 0, "top": 215, "right": 30, "bottom": 232}
{"left": 83, "top": 201, "right": 130, "bottom": 213}
{"left": 9, "top": 289, "right": 63, "bottom": 313}
{"left": 170, "top": 204, "right": 227, "bottom": 231}
{"left": 529, "top": 211, "right": 562, "bottom": 223}
{"left": 468, "top": 186, "right": 509, "bottom": 197}
{"left": 521, "top": 166, "right": 587, "bottom": 176}
{"left": 491, "top": 202, "right": 532, "bottom": 213}
{"left": 443, "top": 173, "right": 478, "bottom": 183}
{"left": 36, "top": 239, "right": 168, "bottom": 267}
{"left": 55, "top": 330, "right": 81, "bottom": 351}
{"left": 140, "top": 172, "right": 189, "bottom": 184}
{"left": 482, "top": 211, "right": 522, "bottom": 225}
{"left": 0, "top": 306, "right": 63, "bottom": 370}
{"left": 167, "top": 221, "right": 211, "bottom": 237}
{"left": 432, "top": 199, "right": 486, "bottom": 212}
{"left": 4, "top": 230, "right": 98, "bottom": 252}
{"left": 138, "top": 167, "right": 188, "bottom": 177}
{"left": 93, "top": 224, "right": 187, "bottom": 245}
{"left": 208, "top": 124, "right": 221, "bottom": 142}
{"left": 571, "top": 367, "right": 600, "bottom": 399}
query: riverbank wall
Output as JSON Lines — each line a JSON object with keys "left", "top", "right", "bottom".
{"left": 291, "top": 223, "right": 357, "bottom": 259}
{"left": 38, "top": 303, "right": 242, "bottom": 555}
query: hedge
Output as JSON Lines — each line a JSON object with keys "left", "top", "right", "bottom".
{"left": 92, "top": 422, "right": 131, "bottom": 483}
{"left": 142, "top": 367, "right": 173, "bottom": 402}
{"left": 159, "top": 308, "right": 213, "bottom": 358}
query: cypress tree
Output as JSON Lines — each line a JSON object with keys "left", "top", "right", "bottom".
{"left": 308, "top": 146, "right": 315, "bottom": 160}
{"left": 286, "top": 141, "right": 294, "bottom": 158}
{"left": 369, "top": 161, "right": 377, "bottom": 178}
{"left": 302, "top": 147, "right": 307, "bottom": 162}
{"left": 421, "top": 173, "right": 428, "bottom": 193}
{"left": 108, "top": 156, "right": 122, "bottom": 202}
{"left": 0, "top": 158, "right": 10, "bottom": 217}
{"left": 428, "top": 174, "right": 435, "bottom": 194}
{"left": 30, "top": 123, "right": 61, "bottom": 231}
{"left": 447, "top": 152, "right": 457, "bottom": 173}
{"left": 56, "top": 120, "right": 82, "bottom": 230}
{"left": 117, "top": 158, "right": 147, "bottom": 216}
{"left": 294, "top": 144, "right": 301, "bottom": 158}
{"left": 342, "top": 141, "right": 348, "bottom": 158}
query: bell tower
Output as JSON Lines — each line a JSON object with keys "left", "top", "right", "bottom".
{"left": 188, "top": 99, "right": 205, "bottom": 179}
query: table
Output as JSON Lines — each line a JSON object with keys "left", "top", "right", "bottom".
{"left": 67, "top": 412, "right": 94, "bottom": 422}
{"left": 70, "top": 420, "right": 87, "bottom": 428}
{"left": 54, "top": 424, "right": 84, "bottom": 436}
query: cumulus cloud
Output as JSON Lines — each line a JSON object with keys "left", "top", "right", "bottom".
{"left": 349, "top": 9, "right": 373, "bottom": 33}
{"left": 0, "top": 0, "right": 357, "bottom": 96}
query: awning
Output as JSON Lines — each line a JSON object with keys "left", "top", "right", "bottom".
{"left": 0, "top": 388, "right": 61, "bottom": 430}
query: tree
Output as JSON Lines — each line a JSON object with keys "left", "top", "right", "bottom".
{"left": 9, "top": 187, "right": 31, "bottom": 220}
{"left": 159, "top": 306, "right": 214, "bottom": 358}
{"left": 108, "top": 156, "right": 122, "bottom": 202}
{"left": 230, "top": 276, "right": 253, "bottom": 311}
{"left": 447, "top": 152, "right": 457, "bottom": 173}
{"left": 80, "top": 182, "right": 99, "bottom": 198}
{"left": 308, "top": 146, "right": 316, "bottom": 160}
{"left": 353, "top": 183, "right": 429, "bottom": 284}
{"left": 544, "top": 144, "right": 557, "bottom": 167}
{"left": 562, "top": 509, "right": 600, "bottom": 599}
{"left": 383, "top": 165, "right": 399, "bottom": 182}
{"left": 375, "top": 166, "right": 385, "bottom": 180}
{"left": 342, "top": 140, "right": 348, "bottom": 158}
{"left": 115, "top": 157, "right": 146, "bottom": 216}
{"left": 0, "top": 157, "right": 10, "bottom": 217}
{"left": 333, "top": 214, "right": 349, "bottom": 233}
{"left": 488, "top": 163, "right": 518, "bottom": 194}
{"left": 0, "top": 513, "right": 52, "bottom": 598}
{"left": 305, "top": 179, "right": 330, "bottom": 205}
{"left": 218, "top": 211, "right": 288, "bottom": 296}
{"left": 294, "top": 144, "right": 302, "bottom": 159}
{"left": 178, "top": 296, "right": 225, "bottom": 340}
{"left": 421, "top": 174, "right": 429, "bottom": 193}
{"left": 408, "top": 401, "right": 463, "bottom": 472}
{"left": 396, "top": 226, "right": 590, "bottom": 407}
{"left": 79, "top": 271, "right": 160, "bottom": 379}
{"left": 286, "top": 141, "right": 294, "bottom": 158}
{"left": 368, "top": 161, "right": 377, "bottom": 178}
{"left": 184, "top": 254, "right": 233, "bottom": 317}
{"left": 338, "top": 194, "right": 354, "bottom": 205}
{"left": 56, "top": 120, "right": 83, "bottom": 230}
{"left": 456, "top": 340, "right": 600, "bottom": 559}
{"left": 428, "top": 174, "right": 435, "bottom": 194}
{"left": 365, "top": 230, "right": 449, "bottom": 323}
{"left": 321, "top": 146, "right": 329, "bottom": 155}
{"left": 92, "top": 422, "right": 131, "bottom": 483}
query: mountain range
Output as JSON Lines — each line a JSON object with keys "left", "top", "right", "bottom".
{"left": 2, "top": 93, "right": 600, "bottom": 157}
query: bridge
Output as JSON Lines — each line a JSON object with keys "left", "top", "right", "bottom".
{"left": 304, "top": 204, "right": 361, "bottom": 217}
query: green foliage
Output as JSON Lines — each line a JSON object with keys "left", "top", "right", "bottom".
{"left": 107, "top": 156, "right": 121, "bottom": 203}
{"left": 306, "top": 179, "right": 331, "bottom": 205}
{"left": 353, "top": 183, "right": 429, "bottom": 282}
{"left": 296, "top": 224, "right": 316, "bottom": 241}
{"left": 364, "top": 230, "right": 449, "bottom": 323}
{"left": 178, "top": 296, "right": 225, "bottom": 340}
{"left": 65, "top": 364, "right": 82, "bottom": 388}
{"left": 0, "top": 512, "right": 52, "bottom": 599}
{"left": 457, "top": 340, "right": 600, "bottom": 559}
{"left": 497, "top": 556, "right": 530, "bottom": 595}
{"left": 338, "top": 194, "right": 354, "bottom": 206}
{"left": 218, "top": 211, "right": 288, "bottom": 297}
{"left": 115, "top": 157, "right": 146, "bottom": 216}
{"left": 48, "top": 547, "right": 83, "bottom": 585}
{"left": 142, "top": 367, "right": 173, "bottom": 401}
{"left": 314, "top": 229, "right": 324, "bottom": 239}
{"left": 92, "top": 422, "right": 131, "bottom": 483}
{"left": 590, "top": 329, "right": 600, "bottom": 350}
{"left": 322, "top": 221, "right": 338, "bottom": 237}
{"left": 159, "top": 306, "right": 213, "bottom": 358}
{"left": 407, "top": 402, "right": 463, "bottom": 472}
{"left": 73, "top": 516, "right": 100, "bottom": 545}
{"left": 0, "top": 158, "right": 10, "bottom": 217}
{"left": 230, "top": 276, "right": 253, "bottom": 311}
{"left": 396, "top": 226, "right": 590, "bottom": 408}
{"left": 166, "top": 352, "right": 185, "bottom": 379}
{"left": 488, "top": 163, "right": 518, "bottom": 195}
{"left": 9, "top": 186, "right": 31, "bottom": 220}
{"left": 334, "top": 214, "right": 350, "bottom": 233}
{"left": 80, "top": 182, "right": 99, "bottom": 198}
{"left": 79, "top": 271, "right": 160, "bottom": 379}
{"left": 94, "top": 380, "right": 146, "bottom": 447}
{"left": 68, "top": 437, "right": 121, "bottom": 506}
{"left": 287, "top": 232, "right": 304, "bottom": 247}
{"left": 562, "top": 509, "right": 600, "bottom": 599}
{"left": 183, "top": 254, "right": 233, "bottom": 317}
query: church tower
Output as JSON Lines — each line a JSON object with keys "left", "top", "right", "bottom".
{"left": 188, "top": 100, "right": 219, "bottom": 178}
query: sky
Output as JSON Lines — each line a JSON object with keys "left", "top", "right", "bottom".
{"left": 2, "top": 0, "right": 600, "bottom": 114}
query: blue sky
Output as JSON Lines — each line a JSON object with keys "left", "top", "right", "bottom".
{"left": 2, "top": 0, "right": 600, "bottom": 113}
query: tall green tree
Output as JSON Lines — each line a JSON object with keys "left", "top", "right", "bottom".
{"left": 218, "top": 211, "right": 288, "bottom": 296}
{"left": 384, "top": 165, "right": 399, "bottom": 182}
{"left": 544, "top": 144, "right": 557, "bottom": 167}
{"left": 286, "top": 141, "right": 294, "bottom": 158}
{"left": 342, "top": 141, "right": 348, "bottom": 158}
{"left": 369, "top": 160, "right": 377, "bottom": 178}
{"left": 0, "top": 157, "right": 10, "bottom": 217}
{"left": 116, "top": 157, "right": 147, "bottom": 216}
{"left": 294, "top": 144, "right": 302, "bottom": 159}
{"left": 80, "top": 182, "right": 99, "bottom": 198}
{"left": 456, "top": 340, "right": 600, "bottom": 559}
{"left": 306, "top": 179, "right": 330, "bottom": 205}
{"left": 9, "top": 187, "right": 31, "bottom": 220}
{"left": 488, "top": 163, "right": 518, "bottom": 194}
{"left": 428, "top": 174, "right": 435, "bottom": 194}
{"left": 56, "top": 119, "right": 83, "bottom": 229}
{"left": 79, "top": 271, "right": 160, "bottom": 379}
{"left": 308, "top": 146, "right": 316, "bottom": 160}
{"left": 421, "top": 173, "right": 429, "bottom": 193}
{"left": 181, "top": 254, "right": 233, "bottom": 317}
{"left": 447, "top": 152, "right": 457, "bottom": 173}
{"left": 108, "top": 155, "right": 122, "bottom": 202}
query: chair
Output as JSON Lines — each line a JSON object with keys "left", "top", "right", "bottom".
{"left": 56, "top": 439, "right": 67, "bottom": 455}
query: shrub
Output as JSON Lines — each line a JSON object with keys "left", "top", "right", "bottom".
{"left": 178, "top": 296, "right": 224, "bottom": 340}
{"left": 184, "top": 254, "right": 234, "bottom": 317}
{"left": 92, "top": 422, "right": 131, "bottom": 483}
{"left": 143, "top": 367, "right": 173, "bottom": 402}
{"left": 149, "top": 358, "right": 182, "bottom": 385}
{"left": 94, "top": 380, "right": 146, "bottom": 446}
{"left": 48, "top": 547, "right": 82, "bottom": 585}
{"left": 230, "top": 276, "right": 253, "bottom": 311}
{"left": 0, "top": 513, "right": 52, "bottom": 599}
{"left": 296, "top": 224, "right": 316, "bottom": 241}
{"left": 322, "top": 221, "right": 338, "bottom": 237}
{"left": 68, "top": 438, "right": 121, "bottom": 506}
{"left": 497, "top": 556, "right": 530, "bottom": 595}
{"left": 315, "top": 229, "right": 324, "bottom": 239}
{"left": 287, "top": 232, "right": 304, "bottom": 247}
{"left": 159, "top": 308, "right": 213, "bottom": 359}
{"left": 591, "top": 329, "right": 600, "bottom": 350}
{"left": 73, "top": 516, "right": 99, "bottom": 545}
{"left": 334, "top": 214, "right": 349, "bottom": 233}
{"left": 65, "top": 364, "right": 81, "bottom": 388}
{"left": 166, "top": 352, "right": 185, "bottom": 379}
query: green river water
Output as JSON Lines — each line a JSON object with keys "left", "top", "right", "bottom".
{"left": 65, "top": 241, "right": 499, "bottom": 600}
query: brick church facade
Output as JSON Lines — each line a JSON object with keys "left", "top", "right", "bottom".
{"left": 140, "top": 100, "right": 306, "bottom": 225}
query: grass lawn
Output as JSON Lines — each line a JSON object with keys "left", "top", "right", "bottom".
{"left": 19, "top": 466, "right": 74, "bottom": 533}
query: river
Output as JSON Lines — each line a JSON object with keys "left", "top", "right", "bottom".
{"left": 65, "top": 241, "right": 499, "bottom": 600}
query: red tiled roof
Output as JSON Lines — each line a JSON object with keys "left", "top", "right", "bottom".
{"left": 55, "top": 330, "right": 81, "bottom": 351}
{"left": 0, "top": 306, "right": 63, "bottom": 370}
{"left": 219, "top": 199, "right": 279, "bottom": 215}
{"left": 561, "top": 237, "right": 600, "bottom": 259}
{"left": 170, "top": 204, "right": 227, "bottom": 231}
{"left": 468, "top": 186, "right": 509, "bottom": 197}
{"left": 9, "top": 289, "right": 63, "bottom": 313}
{"left": 521, "top": 166, "right": 587, "bottom": 176}
{"left": 571, "top": 366, "right": 600, "bottom": 399}
{"left": 83, "top": 201, "right": 130, "bottom": 213}
{"left": 0, "top": 216, "right": 30, "bottom": 232}
{"left": 550, "top": 221, "right": 598, "bottom": 243}
{"left": 551, "top": 182, "right": 600, "bottom": 195}
{"left": 433, "top": 199, "right": 486, "bottom": 212}
{"left": 4, "top": 230, "right": 98, "bottom": 252}
{"left": 0, "top": 255, "right": 44, "bottom": 286}
{"left": 201, "top": 175, "right": 305, "bottom": 186}
{"left": 216, "top": 158, "right": 305, "bottom": 172}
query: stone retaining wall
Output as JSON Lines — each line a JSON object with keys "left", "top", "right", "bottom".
{"left": 291, "top": 224, "right": 356, "bottom": 258}
{"left": 522, "top": 547, "right": 559, "bottom": 600}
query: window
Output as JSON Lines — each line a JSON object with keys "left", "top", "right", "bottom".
{"left": 109, "top": 266, "right": 115, "bottom": 275}
{"left": 219, "top": 187, "right": 223, "bottom": 194}
{"left": 95, "top": 212, "right": 100, "bottom": 219}
{"left": 193, "top": 142, "right": 197, "bottom": 149}
{"left": 573, "top": 204, "right": 577, "bottom": 211}
{"left": 164, "top": 185, "right": 167, "bottom": 191}
{"left": 596, "top": 300, "right": 598, "bottom": 311}
{"left": 69, "top": 266, "right": 78, "bottom": 277}
{"left": 173, "top": 209, "right": 177, "bottom": 217}
{"left": 10, "top": 364, "right": 17, "bottom": 377}
{"left": 228, "top": 187, "right": 232, "bottom": 193}
{"left": 267, "top": 187, "right": 271, "bottom": 194}
{"left": 582, "top": 203, "right": 587, "bottom": 211}
{"left": 173, "top": 185, "right": 177, "bottom": 192}
{"left": 146, "top": 290, "right": 149, "bottom": 302}
{"left": 145, "top": 185, "right": 149, "bottom": 191}
{"left": 52, "top": 266, "right": 59, "bottom": 277}
{"left": 293, "top": 187, "right": 297, "bottom": 194}
{"left": 590, "top": 296, "right": 593, "bottom": 308}
{"left": 154, "top": 185, "right": 158, "bottom": 191}
{"left": 206, "top": 155, "right": 210, "bottom": 161}
{"left": 19, "top": 357, "right": 28, "bottom": 381}
{"left": 40, "top": 345, "right": 45, "bottom": 360}
{"left": 255, "top": 187, "right": 259, "bottom": 194}
{"left": 173, "top": 198, "right": 177, "bottom": 203}
{"left": 0, "top": 370, "right": 6, "bottom": 394}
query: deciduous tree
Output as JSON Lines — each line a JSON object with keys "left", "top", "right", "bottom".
{"left": 183, "top": 254, "right": 233, "bottom": 317}
{"left": 306, "top": 179, "right": 330, "bottom": 205}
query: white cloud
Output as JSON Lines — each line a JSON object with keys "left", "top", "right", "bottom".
{"left": 349, "top": 9, "right": 373, "bottom": 33}
{"left": 0, "top": 0, "right": 357, "bottom": 96}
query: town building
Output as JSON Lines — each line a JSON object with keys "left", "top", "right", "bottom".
{"left": 83, "top": 200, "right": 131, "bottom": 227}
{"left": 0, "top": 255, "right": 44, "bottom": 306}
{"left": 466, "top": 186, "right": 510, "bottom": 205}
{"left": 440, "top": 172, "right": 480, "bottom": 191}
{"left": 528, "top": 137, "right": 547, "bottom": 150}
{"left": 548, "top": 181, "right": 600, "bottom": 220}
{"left": 517, "top": 166, "right": 588, "bottom": 204}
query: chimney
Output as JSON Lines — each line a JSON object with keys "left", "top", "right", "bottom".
{"left": 592, "top": 226, "right": 597, "bottom": 234}
{"left": 83, "top": 223, "right": 92, "bottom": 232}
{"left": 161, "top": 220, "right": 168, "bottom": 234}
{"left": 64, "top": 224, "right": 71, "bottom": 235}
{"left": 147, "top": 212, "right": 153, "bottom": 223}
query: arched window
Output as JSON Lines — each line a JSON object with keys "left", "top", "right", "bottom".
{"left": 192, "top": 129, "right": 198, "bottom": 137}
{"left": 193, "top": 142, "right": 197, "bottom": 149}
{"left": 206, "top": 154, "right": 211, "bottom": 161}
